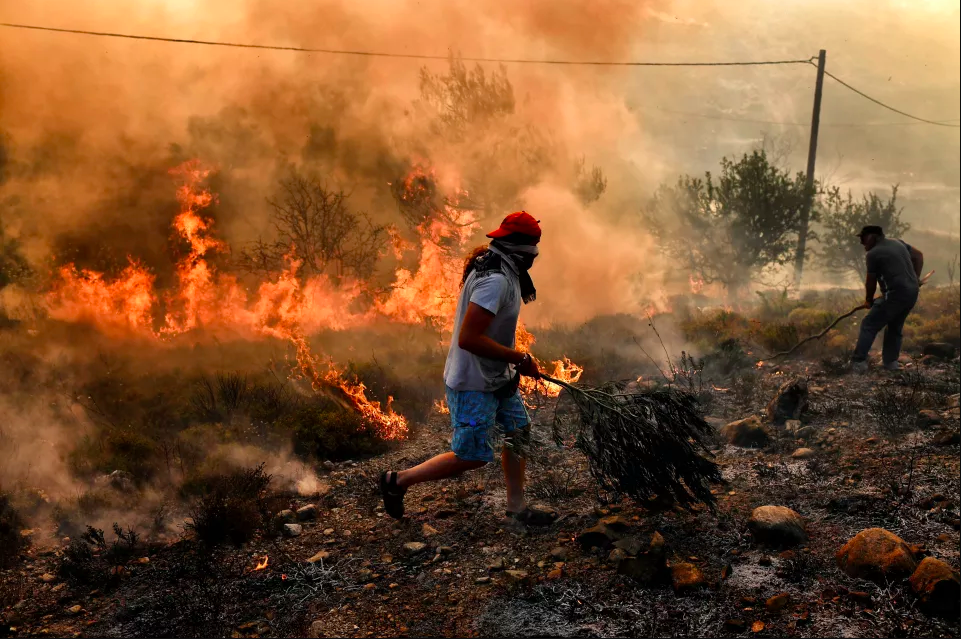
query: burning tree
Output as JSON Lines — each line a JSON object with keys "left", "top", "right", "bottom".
{"left": 644, "top": 150, "right": 811, "bottom": 299}
{"left": 818, "top": 185, "right": 908, "bottom": 282}
{"left": 239, "top": 170, "right": 387, "bottom": 281}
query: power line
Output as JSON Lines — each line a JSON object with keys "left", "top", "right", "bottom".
{"left": 816, "top": 65, "right": 961, "bottom": 128}
{"left": 0, "top": 21, "right": 816, "bottom": 67}
{"left": 636, "top": 105, "right": 961, "bottom": 128}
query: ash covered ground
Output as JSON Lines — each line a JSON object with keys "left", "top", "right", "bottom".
{"left": 1, "top": 303, "right": 959, "bottom": 638}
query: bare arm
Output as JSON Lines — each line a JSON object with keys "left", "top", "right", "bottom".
{"left": 864, "top": 273, "right": 878, "bottom": 308}
{"left": 909, "top": 246, "right": 924, "bottom": 280}
{"left": 458, "top": 303, "right": 538, "bottom": 377}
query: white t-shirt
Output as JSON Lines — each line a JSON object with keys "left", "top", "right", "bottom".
{"left": 443, "top": 268, "right": 521, "bottom": 392}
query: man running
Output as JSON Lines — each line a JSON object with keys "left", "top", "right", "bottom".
{"left": 851, "top": 225, "right": 924, "bottom": 372}
{"left": 380, "top": 211, "right": 555, "bottom": 525}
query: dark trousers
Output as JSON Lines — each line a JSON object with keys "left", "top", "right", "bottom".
{"left": 851, "top": 290, "right": 919, "bottom": 365}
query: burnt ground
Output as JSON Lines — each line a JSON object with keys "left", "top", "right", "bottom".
{"left": 2, "top": 358, "right": 960, "bottom": 638}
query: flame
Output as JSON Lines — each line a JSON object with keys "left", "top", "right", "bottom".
{"left": 47, "top": 258, "right": 156, "bottom": 333}
{"left": 254, "top": 555, "right": 269, "bottom": 570}
{"left": 433, "top": 399, "right": 450, "bottom": 415}
{"left": 516, "top": 323, "right": 584, "bottom": 397}
{"left": 44, "top": 160, "right": 576, "bottom": 438}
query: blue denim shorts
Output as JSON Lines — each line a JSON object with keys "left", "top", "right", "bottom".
{"left": 445, "top": 386, "right": 530, "bottom": 462}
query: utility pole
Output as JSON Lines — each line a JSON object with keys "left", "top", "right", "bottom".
{"left": 794, "top": 49, "right": 826, "bottom": 289}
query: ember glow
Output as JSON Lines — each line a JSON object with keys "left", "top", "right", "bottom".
{"left": 516, "top": 324, "right": 584, "bottom": 397}
{"left": 254, "top": 555, "right": 269, "bottom": 570}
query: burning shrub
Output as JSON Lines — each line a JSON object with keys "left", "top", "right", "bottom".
{"left": 186, "top": 463, "right": 272, "bottom": 547}
{"left": 0, "top": 492, "right": 26, "bottom": 568}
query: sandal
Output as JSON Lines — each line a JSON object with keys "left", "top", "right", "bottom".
{"left": 379, "top": 471, "right": 407, "bottom": 520}
{"left": 505, "top": 506, "right": 558, "bottom": 527}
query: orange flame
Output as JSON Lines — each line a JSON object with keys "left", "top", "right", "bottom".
{"left": 516, "top": 323, "right": 584, "bottom": 397}
{"left": 433, "top": 399, "right": 450, "bottom": 415}
{"left": 254, "top": 555, "right": 269, "bottom": 570}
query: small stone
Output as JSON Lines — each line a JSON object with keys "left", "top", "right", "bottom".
{"left": 671, "top": 562, "right": 706, "bottom": 594}
{"left": 785, "top": 419, "right": 802, "bottom": 432}
{"left": 283, "top": 523, "right": 303, "bottom": 537}
{"left": 40, "top": 573, "right": 56, "bottom": 583}
{"left": 474, "top": 576, "right": 491, "bottom": 584}
{"left": 796, "top": 425, "right": 817, "bottom": 440}
{"left": 547, "top": 568, "right": 563, "bottom": 580}
{"left": 766, "top": 592, "right": 790, "bottom": 612}
{"left": 403, "top": 542, "right": 427, "bottom": 556}
{"left": 276, "top": 509, "right": 297, "bottom": 524}
{"left": 422, "top": 523, "right": 440, "bottom": 536}
{"left": 748, "top": 506, "right": 807, "bottom": 548}
{"left": 363, "top": 583, "right": 376, "bottom": 591}
{"left": 66, "top": 605, "right": 82, "bottom": 615}
{"left": 577, "top": 525, "right": 616, "bottom": 549}
{"left": 138, "top": 557, "right": 150, "bottom": 565}
{"left": 438, "top": 546, "right": 454, "bottom": 556}
{"left": 720, "top": 416, "right": 772, "bottom": 448}
{"left": 296, "top": 504, "right": 318, "bottom": 521}
{"left": 504, "top": 570, "right": 529, "bottom": 583}
{"left": 488, "top": 557, "right": 506, "bottom": 571}
{"left": 751, "top": 620, "right": 765, "bottom": 633}
{"left": 791, "top": 447, "right": 816, "bottom": 459}
{"left": 323, "top": 528, "right": 335, "bottom": 535}
{"left": 612, "top": 536, "right": 645, "bottom": 557}
{"left": 909, "top": 557, "right": 961, "bottom": 618}
{"left": 307, "top": 551, "right": 331, "bottom": 564}
{"left": 608, "top": 548, "right": 629, "bottom": 562}
{"left": 549, "top": 546, "right": 568, "bottom": 561}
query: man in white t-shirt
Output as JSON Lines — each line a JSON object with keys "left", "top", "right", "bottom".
{"left": 380, "top": 212, "right": 555, "bottom": 526}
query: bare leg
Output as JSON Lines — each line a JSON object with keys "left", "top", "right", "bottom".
{"left": 395, "top": 452, "right": 486, "bottom": 489}
{"left": 502, "top": 446, "right": 527, "bottom": 513}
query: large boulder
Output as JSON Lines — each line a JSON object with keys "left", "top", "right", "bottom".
{"left": 748, "top": 506, "right": 807, "bottom": 548}
{"left": 765, "top": 377, "right": 809, "bottom": 425}
{"left": 909, "top": 557, "right": 960, "bottom": 618}
{"left": 921, "top": 342, "right": 957, "bottom": 360}
{"left": 836, "top": 528, "right": 918, "bottom": 583}
{"left": 720, "top": 416, "right": 772, "bottom": 448}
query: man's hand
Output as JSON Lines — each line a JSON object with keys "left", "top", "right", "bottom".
{"left": 516, "top": 353, "right": 540, "bottom": 378}
{"left": 862, "top": 298, "right": 874, "bottom": 310}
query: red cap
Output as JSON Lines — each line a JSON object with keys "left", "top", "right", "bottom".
{"left": 485, "top": 211, "right": 541, "bottom": 240}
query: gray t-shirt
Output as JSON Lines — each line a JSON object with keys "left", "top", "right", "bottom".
{"left": 443, "top": 267, "right": 521, "bottom": 392}
{"left": 866, "top": 238, "right": 919, "bottom": 297}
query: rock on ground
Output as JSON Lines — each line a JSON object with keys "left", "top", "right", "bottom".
{"left": 616, "top": 532, "right": 668, "bottom": 584}
{"left": 909, "top": 557, "right": 961, "bottom": 618}
{"left": 282, "top": 523, "right": 303, "bottom": 537}
{"left": 791, "top": 447, "right": 816, "bottom": 459}
{"left": 720, "top": 416, "right": 772, "bottom": 448}
{"left": 765, "top": 377, "right": 809, "bottom": 425}
{"left": 307, "top": 550, "right": 330, "bottom": 564}
{"left": 922, "top": 342, "right": 956, "bottom": 359}
{"left": 836, "top": 528, "right": 918, "bottom": 583}
{"left": 748, "top": 506, "right": 808, "bottom": 548}
{"left": 403, "top": 542, "right": 427, "bottom": 556}
{"left": 670, "top": 562, "right": 706, "bottom": 594}
{"left": 296, "top": 504, "right": 318, "bottom": 521}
